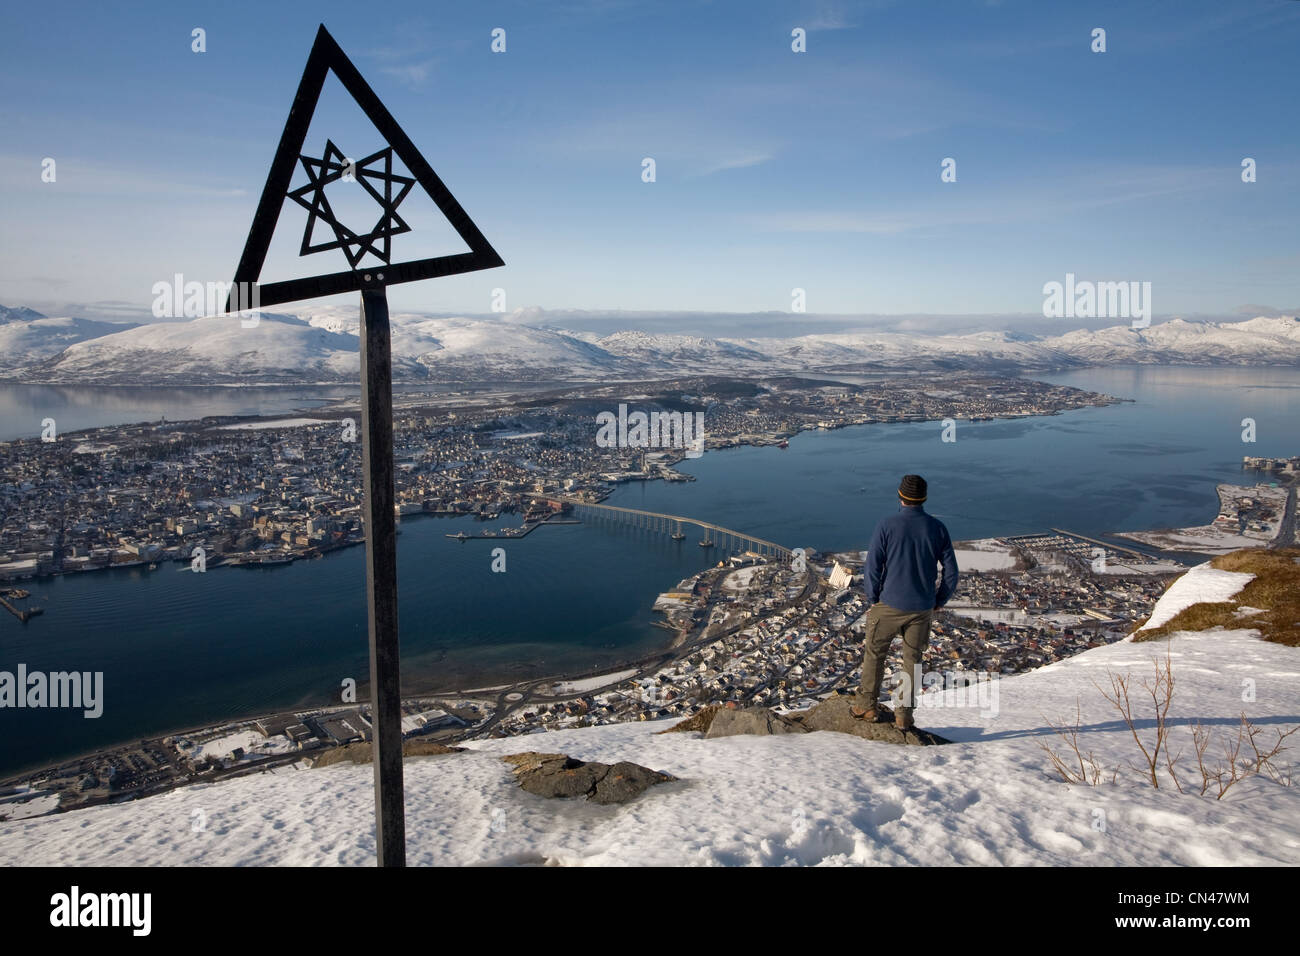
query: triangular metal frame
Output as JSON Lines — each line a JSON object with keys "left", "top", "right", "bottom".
{"left": 225, "top": 24, "right": 503, "bottom": 310}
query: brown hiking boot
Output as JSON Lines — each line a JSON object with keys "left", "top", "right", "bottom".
{"left": 850, "top": 695, "right": 880, "bottom": 721}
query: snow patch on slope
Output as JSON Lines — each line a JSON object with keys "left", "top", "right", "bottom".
{"left": 1136, "top": 562, "right": 1254, "bottom": 632}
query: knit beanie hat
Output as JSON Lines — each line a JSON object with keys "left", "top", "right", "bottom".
{"left": 898, "top": 474, "right": 927, "bottom": 503}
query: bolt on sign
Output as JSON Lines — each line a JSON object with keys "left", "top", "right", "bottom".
{"left": 222, "top": 24, "right": 504, "bottom": 867}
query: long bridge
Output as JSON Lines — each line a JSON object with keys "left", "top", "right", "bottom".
{"left": 535, "top": 495, "right": 793, "bottom": 560}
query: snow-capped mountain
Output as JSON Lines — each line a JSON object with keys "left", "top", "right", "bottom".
{"left": 21, "top": 311, "right": 380, "bottom": 384}
{"left": 0, "top": 305, "right": 46, "bottom": 323}
{"left": 0, "top": 309, "right": 139, "bottom": 372}
{"left": 1, "top": 303, "right": 1297, "bottom": 385}
{"left": 592, "top": 329, "right": 776, "bottom": 373}
{"left": 1038, "top": 316, "right": 1300, "bottom": 365}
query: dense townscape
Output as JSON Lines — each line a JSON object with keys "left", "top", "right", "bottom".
{"left": 486, "top": 540, "right": 1182, "bottom": 735}
{"left": 1, "top": 525, "right": 1190, "bottom": 818}
{"left": 0, "top": 375, "right": 1117, "bottom": 582}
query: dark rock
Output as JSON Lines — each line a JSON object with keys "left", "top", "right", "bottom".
{"left": 501, "top": 752, "right": 569, "bottom": 774}
{"left": 657, "top": 704, "right": 721, "bottom": 735}
{"left": 520, "top": 758, "right": 608, "bottom": 799}
{"left": 797, "top": 696, "right": 951, "bottom": 746}
{"left": 502, "top": 751, "right": 676, "bottom": 804}
{"left": 704, "top": 706, "right": 810, "bottom": 739}
{"left": 590, "top": 761, "right": 678, "bottom": 805}
{"left": 313, "top": 738, "right": 465, "bottom": 767}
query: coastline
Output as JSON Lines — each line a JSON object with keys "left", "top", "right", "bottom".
{"left": 3, "top": 369, "right": 1293, "bottom": 796}
{"left": 0, "top": 379, "right": 1120, "bottom": 586}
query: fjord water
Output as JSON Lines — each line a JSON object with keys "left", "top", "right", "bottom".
{"left": 1, "top": 367, "right": 1297, "bottom": 776}
{"left": 0, "top": 384, "right": 356, "bottom": 441}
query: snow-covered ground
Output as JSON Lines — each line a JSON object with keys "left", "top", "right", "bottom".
{"left": 0, "top": 786, "right": 60, "bottom": 822}
{"left": 945, "top": 605, "right": 1091, "bottom": 628}
{"left": 721, "top": 566, "right": 759, "bottom": 590}
{"left": 1096, "top": 558, "right": 1187, "bottom": 575}
{"left": 1119, "top": 484, "right": 1289, "bottom": 555}
{"left": 952, "top": 538, "right": 1018, "bottom": 571}
{"left": 218, "top": 418, "right": 331, "bottom": 430}
{"left": 175, "top": 730, "right": 297, "bottom": 763}
{"left": 1122, "top": 528, "right": 1268, "bottom": 555}
{"left": 548, "top": 669, "right": 639, "bottom": 695}
{"left": 1136, "top": 566, "right": 1253, "bottom": 632}
{"left": 2, "top": 563, "right": 1296, "bottom": 866}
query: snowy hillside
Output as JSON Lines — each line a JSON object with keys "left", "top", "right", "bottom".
{"left": 23, "top": 311, "right": 369, "bottom": 384}
{"left": 740, "top": 328, "right": 1068, "bottom": 372}
{"left": 2, "top": 301, "right": 1297, "bottom": 385}
{"left": 2, "top": 562, "right": 1296, "bottom": 866}
{"left": 0, "top": 305, "right": 47, "bottom": 323}
{"left": 0, "top": 310, "right": 137, "bottom": 372}
{"left": 1039, "top": 316, "right": 1300, "bottom": 365}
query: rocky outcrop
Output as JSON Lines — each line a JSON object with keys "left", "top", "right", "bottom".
{"left": 656, "top": 704, "right": 721, "bottom": 735}
{"left": 704, "top": 707, "right": 809, "bottom": 739}
{"left": 502, "top": 752, "right": 677, "bottom": 805}
{"left": 666, "top": 698, "right": 951, "bottom": 746}
{"left": 312, "top": 738, "right": 465, "bottom": 767}
{"left": 797, "top": 696, "right": 951, "bottom": 746}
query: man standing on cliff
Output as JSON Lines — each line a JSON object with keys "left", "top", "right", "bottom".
{"left": 852, "top": 474, "right": 959, "bottom": 731}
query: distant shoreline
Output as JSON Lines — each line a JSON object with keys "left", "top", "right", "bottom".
{"left": 3, "top": 370, "right": 1291, "bottom": 789}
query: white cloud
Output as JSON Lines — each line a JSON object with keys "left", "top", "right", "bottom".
{"left": 691, "top": 152, "right": 774, "bottom": 177}
{"left": 743, "top": 163, "right": 1228, "bottom": 234}
{"left": 379, "top": 59, "right": 436, "bottom": 87}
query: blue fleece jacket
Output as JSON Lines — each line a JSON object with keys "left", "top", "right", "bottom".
{"left": 865, "top": 504, "right": 959, "bottom": 612}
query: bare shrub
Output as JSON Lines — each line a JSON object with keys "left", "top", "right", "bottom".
{"left": 1093, "top": 646, "right": 1176, "bottom": 789}
{"left": 1040, "top": 647, "right": 1296, "bottom": 799}
{"left": 1040, "top": 696, "right": 1106, "bottom": 785}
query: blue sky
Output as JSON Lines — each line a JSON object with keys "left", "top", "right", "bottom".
{"left": 2, "top": 0, "right": 1298, "bottom": 328}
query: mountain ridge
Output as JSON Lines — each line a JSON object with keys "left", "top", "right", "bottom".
{"left": 1, "top": 304, "right": 1296, "bottom": 385}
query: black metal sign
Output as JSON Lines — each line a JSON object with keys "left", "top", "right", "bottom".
{"left": 226, "top": 24, "right": 503, "bottom": 310}
{"left": 223, "top": 25, "right": 504, "bottom": 867}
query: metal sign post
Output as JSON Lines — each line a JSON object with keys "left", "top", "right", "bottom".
{"left": 360, "top": 283, "right": 403, "bottom": 864}
{"left": 223, "top": 25, "right": 503, "bottom": 866}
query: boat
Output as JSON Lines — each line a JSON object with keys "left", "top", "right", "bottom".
{"left": 148, "top": 563, "right": 158, "bottom": 570}
{"left": 699, "top": 538, "right": 714, "bottom": 548}
{"left": 231, "top": 553, "right": 292, "bottom": 567}
{"left": 671, "top": 531, "right": 685, "bottom": 541}
{"left": 777, "top": 439, "right": 789, "bottom": 449}
{"left": 446, "top": 531, "right": 470, "bottom": 541}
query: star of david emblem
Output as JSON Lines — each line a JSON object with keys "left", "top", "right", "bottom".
{"left": 288, "top": 140, "right": 416, "bottom": 268}
{"left": 225, "top": 25, "right": 502, "bottom": 311}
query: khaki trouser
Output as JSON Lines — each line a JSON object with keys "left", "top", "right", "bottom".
{"left": 859, "top": 603, "right": 932, "bottom": 714}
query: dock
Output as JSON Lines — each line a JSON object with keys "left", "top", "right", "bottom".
{"left": 446, "top": 522, "right": 541, "bottom": 541}
{"left": 1049, "top": 528, "right": 1149, "bottom": 559}
{"left": 0, "top": 595, "right": 42, "bottom": 622}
